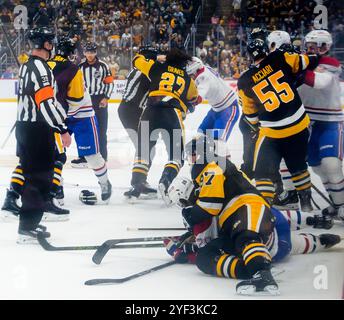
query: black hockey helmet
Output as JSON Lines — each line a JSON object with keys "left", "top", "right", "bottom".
{"left": 247, "top": 38, "right": 269, "bottom": 61}
{"left": 138, "top": 45, "right": 160, "bottom": 60}
{"left": 28, "top": 27, "right": 56, "bottom": 49}
{"left": 84, "top": 42, "right": 97, "bottom": 52}
{"left": 185, "top": 134, "right": 216, "bottom": 165}
{"left": 249, "top": 27, "right": 269, "bottom": 42}
{"left": 56, "top": 37, "right": 76, "bottom": 57}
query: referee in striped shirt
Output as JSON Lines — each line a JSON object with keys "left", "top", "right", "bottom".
{"left": 16, "top": 27, "right": 71, "bottom": 242}
{"left": 78, "top": 42, "right": 114, "bottom": 164}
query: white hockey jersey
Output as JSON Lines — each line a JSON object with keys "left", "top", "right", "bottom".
{"left": 298, "top": 56, "right": 343, "bottom": 122}
{"left": 194, "top": 65, "right": 237, "bottom": 112}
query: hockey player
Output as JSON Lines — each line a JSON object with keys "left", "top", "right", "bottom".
{"left": 74, "top": 42, "right": 114, "bottom": 167}
{"left": 237, "top": 38, "right": 318, "bottom": 212}
{"left": 124, "top": 48, "right": 199, "bottom": 203}
{"left": 15, "top": 27, "right": 71, "bottom": 243}
{"left": 48, "top": 37, "right": 112, "bottom": 203}
{"left": 185, "top": 57, "right": 239, "bottom": 144}
{"left": 119, "top": 46, "right": 160, "bottom": 200}
{"left": 165, "top": 134, "right": 340, "bottom": 296}
{"left": 298, "top": 30, "right": 344, "bottom": 221}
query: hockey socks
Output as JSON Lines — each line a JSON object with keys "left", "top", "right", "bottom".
{"left": 85, "top": 153, "right": 109, "bottom": 185}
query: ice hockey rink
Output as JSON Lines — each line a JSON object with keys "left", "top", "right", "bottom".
{"left": 0, "top": 102, "right": 343, "bottom": 300}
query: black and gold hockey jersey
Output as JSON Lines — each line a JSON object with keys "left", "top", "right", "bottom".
{"left": 132, "top": 54, "right": 198, "bottom": 115}
{"left": 238, "top": 50, "right": 318, "bottom": 138}
{"left": 189, "top": 159, "right": 269, "bottom": 229}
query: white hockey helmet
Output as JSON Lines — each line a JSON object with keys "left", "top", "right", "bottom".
{"left": 186, "top": 56, "right": 204, "bottom": 76}
{"left": 267, "top": 30, "right": 291, "bottom": 51}
{"left": 305, "top": 30, "right": 333, "bottom": 51}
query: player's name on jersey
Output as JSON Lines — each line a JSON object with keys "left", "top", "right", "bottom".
{"left": 167, "top": 65, "right": 185, "bottom": 77}
{"left": 252, "top": 64, "right": 274, "bottom": 83}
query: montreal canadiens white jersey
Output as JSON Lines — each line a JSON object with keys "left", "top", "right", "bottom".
{"left": 298, "top": 56, "right": 343, "bottom": 122}
{"left": 194, "top": 65, "right": 237, "bottom": 112}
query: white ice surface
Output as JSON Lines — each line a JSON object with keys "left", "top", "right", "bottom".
{"left": 0, "top": 103, "right": 343, "bottom": 300}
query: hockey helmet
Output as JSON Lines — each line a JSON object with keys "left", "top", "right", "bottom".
{"left": 56, "top": 37, "right": 77, "bottom": 58}
{"left": 267, "top": 30, "right": 291, "bottom": 51}
{"left": 247, "top": 38, "right": 269, "bottom": 61}
{"left": 249, "top": 27, "right": 269, "bottom": 42}
{"left": 305, "top": 30, "right": 333, "bottom": 53}
{"left": 186, "top": 57, "right": 204, "bottom": 76}
{"left": 84, "top": 42, "right": 98, "bottom": 52}
{"left": 28, "top": 27, "right": 56, "bottom": 49}
{"left": 185, "top": 134, "right": 216, "bottom": 165}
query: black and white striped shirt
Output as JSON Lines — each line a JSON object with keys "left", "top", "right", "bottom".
{"left": 17, "top": 56, "right": 67, "bottom": 133}
{"left": 122, "top": 68, "right": 150, "bottom": 108}
{"left": 79, "top": 58, "right": 114, "bottom": 99}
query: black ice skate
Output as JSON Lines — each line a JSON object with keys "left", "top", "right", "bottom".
{"left": 17, "top": 225, "right": 50, "bottom": 244}
{"left": 319, "top": 234, "right": 341, "bottom": 249}
{"left": 54, "top": 185, "right": 65, "bottom": 206}
{"left": 273, "top": 190, "right": 300, "bottom": 210}
{"left": 298, "top": 189, "right": 313, "bottom": 212}
{"left": 42, "top": 198, "right": 70, "bottom": 222}
{"left": 124, "top": 183, "right": 157, "bottom": 203}
{"left": 236, "top": 269, "right": 280, "bottom": 296}
{"left": 100, "top": 180, "right": 112, "bottom": 202}
{"left": 1, "top": 189, "right": 20, "bottom": 220}
{"left": 306, "top": 215, "right": 333, "bottom": 230}
{"left": 71, "top": 157, "right": 88, "bottom": 168}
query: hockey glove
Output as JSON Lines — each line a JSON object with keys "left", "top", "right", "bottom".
{"left": 79, "top": 190, "right": 97, "bottom": 205}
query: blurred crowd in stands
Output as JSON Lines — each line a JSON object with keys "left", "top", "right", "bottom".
{"left": 0, "top": 0, "right": 343, "bottom": 80}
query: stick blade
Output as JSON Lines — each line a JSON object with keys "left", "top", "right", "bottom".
{"left": 92, "top": 240, "right": 116, "bottom": 265}
{"left": 84, "top": 278, "right": 125, "bottom": 286}
{"left": 37, "top": 233, "right": 55, "bottom": 251}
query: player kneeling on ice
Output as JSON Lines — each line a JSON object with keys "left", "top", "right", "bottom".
{"left": 164, "top": 134, "right": 341, "bottom": 296}
{"left": 48, "top": 37, "right": 112, "bottom": 204}
{"left": 186, "top": 57, "right": 239, "bottom": 153}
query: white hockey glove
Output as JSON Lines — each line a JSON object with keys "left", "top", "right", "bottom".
{"left": 168, "top": 176, "right": 194, "bottom": 208}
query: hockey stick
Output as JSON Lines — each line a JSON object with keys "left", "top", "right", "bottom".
{"left": 37, "top": 234, "right": 167, "bottom": 252}
{"left": 84, "top": 260, "right": 176, "bottom": 286}
{"left": 1, "top": 123, "right": 16, "bottom": 149}
{"left": 311, "top": 183, "right": 334, "bottom": 208}
{"left": 311, "top": 196, "right": 321, "bottom": 210}
{"left": 126, "top": 227, "right": 186, "bottom": 231}
{"left": 92, "top": 236, "right": 173, "bottom": 265}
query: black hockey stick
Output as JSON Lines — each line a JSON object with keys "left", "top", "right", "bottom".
{"left": 37, "top": 234, "right": 167, "bottom": 252}
{"left": 92, "top": 236, "right": 173, "bottom": 265}
{"left": 311, "top": 183, "right": 334, "bottom": 208}
{"left": 126, "top": 227, "right": 186, "bottom": 231}
{"left": 84, "top": 260, "right": 176, "bottom": 286}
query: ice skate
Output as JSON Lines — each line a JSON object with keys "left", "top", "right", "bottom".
{"left": 17, "top": 225, "right": 50, "bottom": 244}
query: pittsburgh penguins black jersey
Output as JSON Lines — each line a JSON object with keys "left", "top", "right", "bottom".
{"left": 189, "top": 158, "right": 268, "bottom": 229}
{"left": 238, "top": 50, "right": 318, "bottom": 138}
{"left": 132, "top": 54, "right": 198, "bottom": 114}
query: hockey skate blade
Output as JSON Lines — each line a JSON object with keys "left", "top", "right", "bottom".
{"left": 272, "top": 204, "right": 300, "bottom": 211}
{"left": 139, "top": 192, "right": 158, "bottom": 200}
{"left": 1, "top": 210, "right": 19, "bottom": 221}
{"left": 236, "top": 285, "right": 280, "bottom": 296}
{"left": 70, "top": 163, "right": 88, "bottom": 169}
{"left": 16, "top": 235, "right": 40, "bottom": 245}
{"left": 42, "top": 213, "right": 70, "bottom": 222}
{"left": 124, "top": 195, "right": 139, "bottom": 204}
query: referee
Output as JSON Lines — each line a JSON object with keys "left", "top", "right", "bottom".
{"left": 16, "top": 27, "right": 71, "bottom": 243}
{"left": 77, "top": 42, "right": 114, "bottom": 166}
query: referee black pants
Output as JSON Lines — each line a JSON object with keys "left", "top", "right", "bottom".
{"left": 92, "top": 95, "right": 108, "bottom": 161}
{"left": 15, "top": 122, "right": 55, "bottom": 231}
{"left": 131, "top": 103, "right": 185, "bottom": 187}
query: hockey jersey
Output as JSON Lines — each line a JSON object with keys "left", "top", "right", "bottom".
{"left": 194, "top": 65, "right": 237, "bottom": 112}
{"left": 238, "top": 50, "right": 318, "bottom": 138}
{"left": 48, "top": 55, "right": 94, "bottom": 119}
{"left": 298, "top": 56, "right": 343, "bottom": 122}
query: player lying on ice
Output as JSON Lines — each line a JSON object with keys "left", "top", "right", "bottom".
{"left": 164, "top": 134, "right": 341, "bottom": 296}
